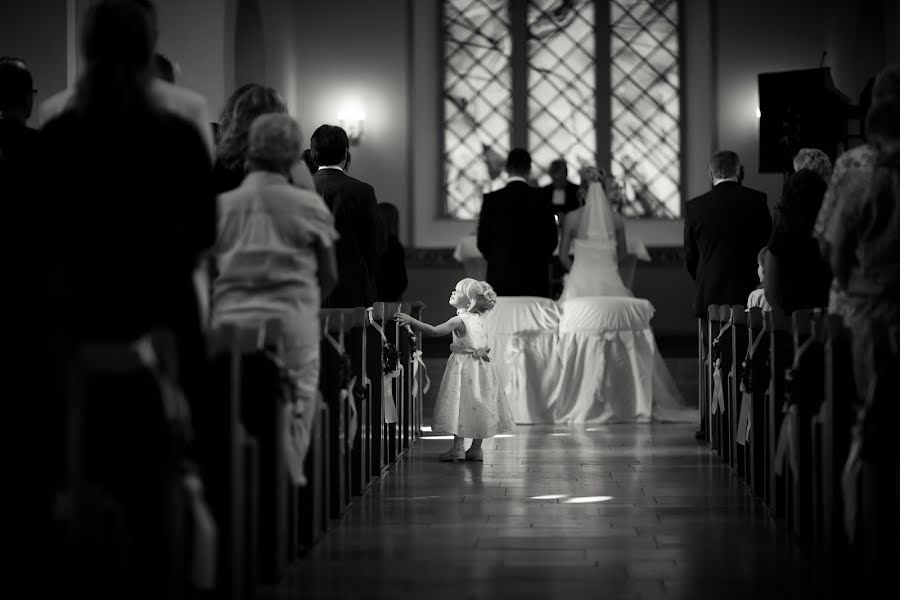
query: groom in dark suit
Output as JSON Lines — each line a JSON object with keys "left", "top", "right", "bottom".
{"left": 311, "top": 124, "right": 379, "bottom": 308}
{"left": 478, "top": 148, "right": 559, "bottom": 297}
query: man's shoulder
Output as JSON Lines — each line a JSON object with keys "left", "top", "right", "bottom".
{"left": 37, "top": 88, "right": 75, "bottom": 128}
{"left": 152, "top": 79, "right": 208, "bottom": 114}
{"left": 315, "top": 169, "right": 374, "bottom": 195}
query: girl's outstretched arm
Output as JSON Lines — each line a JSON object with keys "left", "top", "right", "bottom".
{"left": 395, "top": 313, "right": 465, "bottom": 337}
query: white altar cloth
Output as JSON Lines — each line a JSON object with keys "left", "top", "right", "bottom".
{"left": 483, "top": 296, "right": 694, "bottom": 424}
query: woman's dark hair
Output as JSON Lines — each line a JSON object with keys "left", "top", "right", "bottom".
{"left": 217, "top": 83, "right": 256, "bottom": 132}
{"left": 301, "top": 148, "right": 317, "bottom": 175}
{"left": 215, "top": 84, "right": 287, "bottom": 172}
{"left": 310, "top": 124, "right": 349, "bottom": 166}
{"left": 776, "top": 169, "right": 828, "bottom": 235}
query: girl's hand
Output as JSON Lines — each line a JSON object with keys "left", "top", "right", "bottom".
{"left": 394, "top": 312, "right": 414, "bottom": 326}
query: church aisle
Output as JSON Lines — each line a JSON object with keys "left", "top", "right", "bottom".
{"left": 266, "top": 425, "right": 833, "bottom": 600}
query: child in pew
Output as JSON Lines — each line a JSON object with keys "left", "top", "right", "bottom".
{"left": 747, "top": 247, "right": 773, "bottom": 311}
{"left": 394, "top": 278, "right": 515, "bottom": 461}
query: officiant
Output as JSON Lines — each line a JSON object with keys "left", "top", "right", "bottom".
{"left": 541, "top": 158, "right": 581, "bottom": 220}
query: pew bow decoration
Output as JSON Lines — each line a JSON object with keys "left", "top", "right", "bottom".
{"left": 323, "top": 314, "right": 359, "bottom": 449}
{"left": 367, "top": 308, "right": 399, "bottom": 424}
{"left": 405, "top": 323, "right": 431, "bottom": 397}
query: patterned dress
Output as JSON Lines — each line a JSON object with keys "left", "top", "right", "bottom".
{"left": 433, "top": 311, "right": 515, "bottom": 438}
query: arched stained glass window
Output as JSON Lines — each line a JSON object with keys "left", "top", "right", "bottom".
{"left": 442, "top": 0, "right": 680, "bottom": 219}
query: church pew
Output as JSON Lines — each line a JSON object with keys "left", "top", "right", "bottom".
{"left": 813, "top": 314, "right": 855, "bottom": 565}
{"left": 409, "top": 301, "right": 428, "bottom": 444}
{"left": 366, "top": 305, "right": 389, "bottom": 477}
{"left": 697, "top": 317, "right": 709, "bottom": 444}
{"left": 209, "top": 320, "right": 300, "bottom": 594}
{"left": 765, "top": 308, "right": 792, "bottom": 516}
{"left": 729, "top": 305, "right": 749, "bottom": 477}
{"left": 742, "top": 307, "right": 769, "bottom": 498}
{"left": 345, "top": 308, "right": 371, "bottom": 496}
{"left": 378, "top": 302, "right": 405, "bottom": 463}
{"left": 776, "top": 309, "right": 825, "bottom": 543}
{"left": 320, "top": 310, "right": 351, "bottom": 520}
{"left": 856, "top": 324, "right": 900, "bottom": 596}
{"left": 708, "top": 305, "right": 733, "bottom": 460}
{"left": 67, "top": 332, "right": 196, "bottom": 599}
{"left": 393, "top": 302, "right": 414, "bottom": 451}
{"left": 706, "top": 305, "right": 722, "bottom": 452}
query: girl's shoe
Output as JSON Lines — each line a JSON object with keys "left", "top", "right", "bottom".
{"left": 439, "top": 448, "right": 465, "bottom": 462}
{"left": 465, "top": 447, "right": 483, "bottom": 461}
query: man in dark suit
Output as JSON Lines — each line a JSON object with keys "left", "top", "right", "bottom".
{"left": 478, "top": 148, "right": 559, "bottom": 297}
{"left": 684, "top": 150, "right": 771, "bottom": 439}
{"left": 541, "top": 158, "right": 581, "bottom": 219}
{"left": 311, "top": 124, "right": 379, "bottom": 308}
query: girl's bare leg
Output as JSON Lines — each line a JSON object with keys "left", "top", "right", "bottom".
{"left": 465, "top": 438, "right": 483, "bottom": 461}
{"left": 439, "top": 435, "right": 465, "bottom": 462}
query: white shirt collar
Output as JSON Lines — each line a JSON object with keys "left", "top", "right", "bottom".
{"left": 317, "top": 165, "right": 344, "bottom": 172}
{"left": 712, "top": 177, "right": 738, "bottom": 186}
{"left": 507, "top": 175, "right": 528, "bottom": 184}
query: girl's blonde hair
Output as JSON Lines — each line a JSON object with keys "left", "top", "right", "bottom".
{"left": 455, "top": 278, "right": 498, "bottom": 314}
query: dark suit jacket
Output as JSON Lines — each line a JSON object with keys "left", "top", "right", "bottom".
{"left": 314, "top": 168, "right": 378, "bottom": 308}
{"left": 0, "top": 118, "right": 41, "bottom": 167}
{"left": 541, "top": 181, "right": 581, "bottom": 216}
{"left": 684, "top": 181, "right": 771, "bottom": 318}
{"left": 477, "top": 181, "right": 559, "bottom": 297}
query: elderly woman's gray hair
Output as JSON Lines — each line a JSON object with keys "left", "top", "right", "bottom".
{"left": 246, "top": 113, "right": 302, "bottom": 174}
{"left": 792, "top": 148, "right": 832, "bottom": 181}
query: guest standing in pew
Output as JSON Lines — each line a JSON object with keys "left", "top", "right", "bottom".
{"left": 214, "top": 84, "right": 315, "bottom": 195}
{"left": 831, "top": 95, "right": 900, "bottom": 402}
{"left": 684, "top": 150, "right": 770, "bottom": 439}
{"left": 832, "top": 94, "right": 900, "bottom": 595}
{"left": 746, "top": 248, "right": 772, "bottom": 312}
{"left": 213, "top": 82, "right": 254, "bottom": 147}
{"left": 36, "top": 1, "right": 215, "bottom": 159}
{"left": 815, "top": 64, "right": 900, "bottom": 323}
{"left": 37, "top": 3, "right": 217, "bottom": 595}
{"left": 211, "top": 113, "right": 338, "bottom": 485}
{"left": 311, "top": 124, "right": 380, "bottom": 308}
{"left": 765, "top": 163, "right": 832, "bottom": 313}
{"left": 477, "top": 148, "right": 559, "bottom": 297}
{"left": 375, "top": 202, "right": 408, "bottom": 302}
{"left": 395, "top": 278, "right": 514, "bottom": 461}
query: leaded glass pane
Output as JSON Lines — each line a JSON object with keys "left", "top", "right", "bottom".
{"left": 610, "top": 0, "right": 680, "bottom": 218}
{"left": 527, "top": 0, "right": 596, "bottom": 186}
{"left": 443, "top": 0, "right": 512, "bottom": 219}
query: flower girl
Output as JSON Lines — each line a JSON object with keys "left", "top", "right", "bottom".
{"left": 395, "top": 278, "right": 514, "bottom": 461}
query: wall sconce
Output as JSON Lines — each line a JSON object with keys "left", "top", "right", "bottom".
{"left": 338, "top": 103, "right": 365, "bottom": 146}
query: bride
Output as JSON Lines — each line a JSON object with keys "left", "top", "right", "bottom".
{"left": 554, "top": 166, "right": 695, "bottom": 423}
{"left": 558, "top": 167, "right": 631, "bottom": 300}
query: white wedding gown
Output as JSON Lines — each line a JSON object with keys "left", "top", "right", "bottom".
{"left": 555, "top": 184, "right": 695, "bottom": 423}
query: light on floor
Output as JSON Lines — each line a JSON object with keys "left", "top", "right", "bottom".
{"left": 530, "top": 494, "right": 567, "bottom": 500}
{"left": 549, "top": 432, "right": 570, "bottom": 437}
{"left": 421, "top": 435, "right": 455, "bottom": 440}
{"left": 420, "top": 425, "right": 432, "bottom": 432}
{"left": 494, "top": 434, "right": 516, "bottom": 438}
{"left": 563, "top": 496, "right": 613, "bottom": 504}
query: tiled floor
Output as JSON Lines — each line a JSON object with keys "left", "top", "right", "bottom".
{"left": 266, "top": 424, "right": 834, "bottom": 599}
